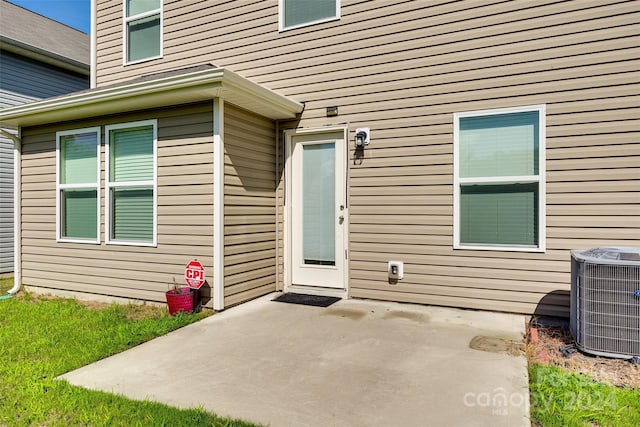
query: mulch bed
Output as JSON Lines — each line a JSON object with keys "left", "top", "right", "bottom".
{"left": 527, "top": 317, "right": 640, "bottom": 388}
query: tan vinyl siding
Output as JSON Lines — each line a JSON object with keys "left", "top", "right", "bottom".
{"left": 20, "top": 102, "right": 215, "bottom": 305}
{"left": 91, "top": 0, "right": 640, "bottom": 315}
{"left": 223, "top": 104, "right": 277, "bottom": 307}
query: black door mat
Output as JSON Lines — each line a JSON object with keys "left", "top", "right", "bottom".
{"left": 272, "top": 293, "right": 341, "bottom": 308}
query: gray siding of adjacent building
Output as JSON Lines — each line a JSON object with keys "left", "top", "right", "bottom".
{"left": 0, "top": 50, "right": 88, "bottom": 273}
{"left": 0, "top": 51, "right": 88, "bottom": 107}
{"left": 0, "top": 135, "right": 14, "bottom": 273}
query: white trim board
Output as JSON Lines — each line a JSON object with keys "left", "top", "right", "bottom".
{"left": 213, "top": 98, "right": 225, "bottom": 311}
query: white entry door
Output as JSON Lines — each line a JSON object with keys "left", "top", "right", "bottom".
{"left": 287, "top": 129, "right": 346, "bottom": 289}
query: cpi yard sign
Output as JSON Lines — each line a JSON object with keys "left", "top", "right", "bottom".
{"left": 185, "top": 259, "right": 205, "bottom": 289}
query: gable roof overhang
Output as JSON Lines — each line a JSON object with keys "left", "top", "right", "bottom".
{"left": 0, "top": 66, "right": 303, "bottom": 128}
{"left": 0, "top": 35, "right": 90, "bottom": 76}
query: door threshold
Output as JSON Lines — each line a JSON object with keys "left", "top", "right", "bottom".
{"left": 285, "top": 285, "right": 347, "bottom": 299}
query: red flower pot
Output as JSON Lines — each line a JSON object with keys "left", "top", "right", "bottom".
{"left": 165, "top": 287, "right": 195, "bottom": 315}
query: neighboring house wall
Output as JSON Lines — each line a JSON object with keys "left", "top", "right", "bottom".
{"left": 0, "top": 51, "right": 88, "bottom": 107}
{"left": 0, "top": 50, "right": 89, "bottom": 274}
{"left": 224, "top": 105, "right": 277, "bottom": 307}
{"left": 20, "top": 102, "right": 215, "bottom": 302}
{"left": 0, "top": 134, "right": 13, "bottom": 273}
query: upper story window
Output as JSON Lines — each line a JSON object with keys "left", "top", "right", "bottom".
{"left": 453, "top": 105, "right": 546, "bottom": 252}
{"left": 124, "top": 0, "right": 162, "bottom": 64}
{"left": 279, "top": 0, "right": 340, "bottom": 31}
{"left": 56, "top": 128, "right": 101, "bottom": 243}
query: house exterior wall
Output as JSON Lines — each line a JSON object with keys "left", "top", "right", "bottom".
{"left": 87, "top": 0, "right": 639, "bottom": 314}
{"left": 224, "top": 105, "right": 277, "bottom": 307}
{"left": 20, "top": 102, "right": 216, "bottom": 304}
{"left": 0, "top": 50, "right": 89, "bottom": 274}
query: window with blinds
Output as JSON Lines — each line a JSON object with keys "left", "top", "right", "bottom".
{"left": 280, "top": 0, "right": 339, "bottom": 31}
{"left": 106, "top": 120, "right": 157, "bottom": 246}
{"left": 454, "top": 106, "right": 546, "bottom": 251}
{"left": 56, "top": 128, "right": 100, "bottom": 242}
{"left": 125, "top": 0, "right": 162, "bottom": 63}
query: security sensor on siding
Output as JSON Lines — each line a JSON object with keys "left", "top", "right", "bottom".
{"left": 355, "top": 128, "right": 370, "bottom": 148}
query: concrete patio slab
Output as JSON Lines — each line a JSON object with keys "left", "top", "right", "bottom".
{"left": 61, "top": 294, "right": 530, "bottom": 427}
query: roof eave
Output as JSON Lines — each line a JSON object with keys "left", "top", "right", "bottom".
{"left": 0, "top": 36, "right": 90, "bottom": 76}
{"left": 0, "top": 68, "right": 303, "bottom": 128}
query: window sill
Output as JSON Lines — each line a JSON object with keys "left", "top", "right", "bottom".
{"left": 279, "top": 16, "right": 340, "bottom": 32}
{"left": 454, "top": 243, "right": 545, "bottom": 253}
{"left": 124, "top": 54, "right": 163, "bottom": 66}
{"left": 106, "top": 240, "right": 157, "bottom": 248}
{"left": 57, "top": 238, "right": 100, "bottom": 244}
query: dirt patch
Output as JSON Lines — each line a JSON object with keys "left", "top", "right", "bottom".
{"left": 323, "top": 308, "right": 367, "bottom": 320}
{"left": 12, "top": 291, "right": 175, "bottom": 319}
{"left": 383, "top": 310, "right": 429, "bottom": 323}
{"left": 470, "top": 335, "right": 526, "bottom": 356}
{"left": 527, "top": 317, "right": 640, "bottom": 389}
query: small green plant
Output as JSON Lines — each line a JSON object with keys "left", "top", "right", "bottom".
{"left": 529, "top": 364, "right": 640, "bottom": 427}
{"left": 169, "top": 276, "right": 189, "bottom": 294}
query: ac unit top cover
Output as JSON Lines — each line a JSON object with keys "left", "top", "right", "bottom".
{"left": 571, "top": 247, "right": 640, "bottom": 265}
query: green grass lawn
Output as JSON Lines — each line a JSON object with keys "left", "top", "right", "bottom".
{"left": 0, "top": 276, "right": 13, "bottom": 294}
{"left": 0, "top": 278, "right": 261, "bottom": 427}
{"left": 529, "top": 364, "right": 640, "bottom": 427}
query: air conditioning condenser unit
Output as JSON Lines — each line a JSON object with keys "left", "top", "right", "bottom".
{"left": 570, "top": 247, "right": 640, "bottom": 359}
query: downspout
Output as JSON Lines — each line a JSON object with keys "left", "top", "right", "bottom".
{"left": 90, "top": 0, "right": 97, "bottom": 88}
{"left": 275, "top": 120, "right": 280, "bottom": 292}
{"left": 212, "top": 98, "right": 224, "bottom": 310}
{"left": 0, "top": 128, "right": 22, "bottom": 297}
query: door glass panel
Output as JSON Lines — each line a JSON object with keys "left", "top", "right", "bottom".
{"left": 302, "top": 143, "right": 335, "bottom": 266}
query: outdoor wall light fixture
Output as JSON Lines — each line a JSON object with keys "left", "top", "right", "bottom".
{"left": 355, "top": 127, "right": 370, "bottom": 148}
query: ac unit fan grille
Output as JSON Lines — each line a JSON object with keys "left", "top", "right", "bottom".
{"left": 578, "top": 263, "right": 640, "bottom": 357}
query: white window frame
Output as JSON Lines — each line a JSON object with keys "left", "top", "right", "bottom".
{"left": 123, "top": 0, "right": 163, "bottom": 65}
{"left": 453, "top": 104, "right": 546, "bottom": 253}
{"left": 105, "top": 119, "right": 158, "bottom": 247}
{"left": 279, "top": 0, "right": 341, "bottom": 32}
{"left": 56, "top": 127, "right": 101, "bottom": 244}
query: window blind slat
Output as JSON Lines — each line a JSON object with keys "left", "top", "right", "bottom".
{"left": 302, "top": 143, "right": 335, "bottom": 265}
{"left": 62, "top": 189, "right": 97, "bottom": 239}
{"left": 110, "top": 126, "right": 154, "bottom": 182}
{"left": 112, "top": 188, "right": 153, "bottom": 242}
{"left": 460, "top": 183, "right": 538, "bottom": 246}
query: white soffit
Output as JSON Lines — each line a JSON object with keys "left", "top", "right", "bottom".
{"left": 0, "top": 68, "right": 303, "bottom": 127}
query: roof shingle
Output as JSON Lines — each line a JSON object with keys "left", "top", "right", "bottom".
{"left": 0, "top": 0, "right": 89, "bottom": 66}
